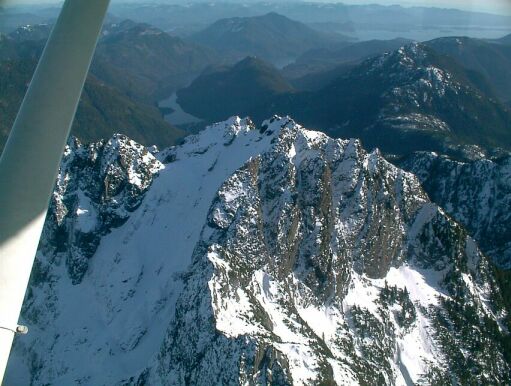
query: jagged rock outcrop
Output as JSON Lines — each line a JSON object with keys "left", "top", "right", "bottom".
{"left": 41, "top": 134, "right": 163, "bottom": 284}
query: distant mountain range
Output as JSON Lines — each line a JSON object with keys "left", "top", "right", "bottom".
{"left": 190, "top": 12, "right": 348, "bottom": 65}
{"left": 107, "top": 2, "right": 511, "bottom": 41}
{"left": 0, "top": 9, "right": 51, "bottom": 34}
{"left": 179, "top": 40, "right": 511, "bottom": 156}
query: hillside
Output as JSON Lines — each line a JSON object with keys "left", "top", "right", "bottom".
{"left": 177, "top": 56, "right": 294, "bottom": 122}
{"left": 0, "top": 31, "right": 43, "bottom": 61}
{"left": 0, "top": 59, "right": 184, "bottom": 152}
{"left": 0, "top": 21, "right": 230, "bottom": 151}
{"left": 494, "top": 33, "right": 511, "bottom": 45}
{"left": 400, "top": 151, "right": 511, "bottom": 269}
{"left": 288, "top": 62, "right": 356, "bottom": 91}
{"left": 93, "top": 20, "right": 219, "bottom": 102}
{"left": 190, "top": 12, "right": 345, "bottom": 65}
{"left": 424, "top": 36, "right": 511, "bottom": 104}
{"left": 3, "top": 21, "right": 220, "bottom": 103}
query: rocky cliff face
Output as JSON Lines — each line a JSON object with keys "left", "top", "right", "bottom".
{"left": 5, "top": 117, "right": 510, "bottom": 385}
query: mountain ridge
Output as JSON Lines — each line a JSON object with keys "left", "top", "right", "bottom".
{"left": 283, "top": 38, "right": 412, "bottom": 80}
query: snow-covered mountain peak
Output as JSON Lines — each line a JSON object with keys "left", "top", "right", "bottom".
{"left": 6, "top": 117, "right": 510, "bottom": 385}
{"left": 393, "top": 42, "right": 428, "bottom": 66}
{"left": 100, "top": 133, "right": 164, "bottom": 190}
{"left": 44, "top": 134, "right": 165, "bottom": 284}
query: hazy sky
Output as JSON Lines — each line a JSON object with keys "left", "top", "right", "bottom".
{"left": 342, "top": 0, "right": 511, "bottom": 15}
{"left": 2, "top": 0, "right": 511, "bottom": 15}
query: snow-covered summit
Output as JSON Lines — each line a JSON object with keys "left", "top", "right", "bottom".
{"left": 5, "top": 116, "right": 510, "bottom": 385}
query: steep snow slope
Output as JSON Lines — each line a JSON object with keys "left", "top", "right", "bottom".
{"left": 7, "top": 117, "right": 278, "bottom": 385}
{"left": 5, "top": 117, "right": 510, "bottom": 385}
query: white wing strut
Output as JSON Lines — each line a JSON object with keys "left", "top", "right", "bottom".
{"left": 0, "top": 0, "right": 110, "bottom": 381}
